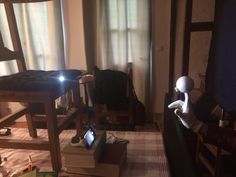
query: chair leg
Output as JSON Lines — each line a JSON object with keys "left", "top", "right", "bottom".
{"left": 214, "top": 148, "right": 222, "bottom": 177}
{"left": 72, "top": 83, "right": 83, "bottom": 135}
{"left": 94, "top": 104, "right": 104, "bottom": 126}
{"left": 25, "top": 104, "right": 37, "bottom": 138}
{"left": 195, "top": 135, "right": 201, "bottom": 164}
{"left": 44, "top": 100, "right": 61, "bottom": 172}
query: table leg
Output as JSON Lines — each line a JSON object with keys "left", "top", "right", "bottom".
{"left": 44, "top": 100, "right": 61, "bottom": 172}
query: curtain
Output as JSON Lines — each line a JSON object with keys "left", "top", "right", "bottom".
{"left": 0, "top": 0, "right": 65, "bottom": 76}
{"left": 87, "top": 0, "right": 151, "bottom": 107}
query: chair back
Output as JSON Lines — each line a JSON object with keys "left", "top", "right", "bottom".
{"left": 79, "top": 74, "right": 94, "bottom": 108}
{"left": 0, "top": 3, "right": 27, "bottom": 72}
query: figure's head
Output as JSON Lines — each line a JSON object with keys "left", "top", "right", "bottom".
{"left": 175, "top": 76, "right": 194, "bottom": 93}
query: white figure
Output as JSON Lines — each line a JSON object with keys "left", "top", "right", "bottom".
{"left": 168, "top": 76, "right": 194, "bottom": 113}
{"left": 168, "top": 76, "right": 203, "bottom": 130}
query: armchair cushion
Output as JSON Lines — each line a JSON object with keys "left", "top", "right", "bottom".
{"left": 94, "top": 67, "right": 130, "bottom": 111}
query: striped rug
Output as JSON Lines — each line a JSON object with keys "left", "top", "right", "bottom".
{"left": 0, "top": 128, "right": 170, "bottom": 177}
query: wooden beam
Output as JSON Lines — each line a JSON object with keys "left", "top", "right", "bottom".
{"left": 57, "top": 108, "right": 79, "bottom": 134}
{"left": 44, "top": 100, "right": 62, "bottom": 171}
{"left": 0, "top": 107, "right": 29, "bottom": 128}
{"left": 182, "top": 0, "right": 193, "bottom": 75}
{"left": 25, "top": 104, "right": 38, "bottom": 138}
{"left": 190, "top": 22, "right": 214, "bottom": 32}
{"left": 0, "top": 91, "right": 52, "bottom": 103}
{"left": 0, "top": 139, "right": 50, "bottom": 150}
{"left": 0, "top": 31, "right": 4, "bottom": 46}
{"left": 198, "top": 153, "right": 215, "bottom": 176}
{"left": 168, "top": 0, "right": 177, "bottom": 98}
{"left": 33, "top": 114, "right": 66, "bottom": 122}
{"left": 4, "top": 3, "right": 26, "bottom": 71}
{"left": 0, "top": 47, "right": 21, "bottom": 61}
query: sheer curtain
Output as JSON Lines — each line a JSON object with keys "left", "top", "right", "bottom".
{"left": 0, "top": 0, "right": 65, "bottom": 76}
{"left": 95, "top": 0, "right": 151, "bottom": 106}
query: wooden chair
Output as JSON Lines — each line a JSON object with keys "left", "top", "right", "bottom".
{"left": 195, "top": 108, "right": 232, "bottom": 177}
{"left": 196, "top": 134, "right": 231, "bottom": 177}
{"left": 93, "top": 67, "right": 135, "bottom": 127}
{"left": 0, "top": 3, "right": 82, "bottom": 172}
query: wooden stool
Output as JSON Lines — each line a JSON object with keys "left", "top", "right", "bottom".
{"left": 0, "top": 70, "right": 82, "bottom": 172}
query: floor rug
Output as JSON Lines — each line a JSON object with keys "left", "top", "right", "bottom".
{"left": 0, "top": 128, "right": 169, "bottom": 177}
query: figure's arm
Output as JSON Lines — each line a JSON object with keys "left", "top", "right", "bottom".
{"left": 174, "top": 108, "right": 204, "bottom": 131}
{"left": 168, "top": 100, "right": 184, "bottom": 109}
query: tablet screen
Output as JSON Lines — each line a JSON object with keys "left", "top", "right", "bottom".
{"left": 83, "top": 128, "right": 96, "bottom": 149}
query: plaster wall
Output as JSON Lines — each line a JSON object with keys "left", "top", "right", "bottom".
{"left": 62, "top": 0, "right": 87, "bottom": 70}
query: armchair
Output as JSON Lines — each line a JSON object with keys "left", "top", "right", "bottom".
{"left": 93, "top": 67, "right": 135, "bottom": 128}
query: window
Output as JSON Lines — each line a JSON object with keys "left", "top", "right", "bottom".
{"left": 99, "top": 0, "right": 149, "bottom": 69}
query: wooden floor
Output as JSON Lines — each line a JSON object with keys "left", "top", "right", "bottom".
{"left": 0, "top": 129, "right": 169, "bottom": 177}
{"left": 6, "top": 115, "right": 221, "bottom": 176}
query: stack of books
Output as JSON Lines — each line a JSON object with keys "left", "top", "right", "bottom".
{"left": 62, "top": 131, "right": 106, "bottom": 168}
{"left": 66, "top": 143, "right": 127, "bottom": 177}
{"left": 62, "top": 131, "right": 127, "bottom": 177}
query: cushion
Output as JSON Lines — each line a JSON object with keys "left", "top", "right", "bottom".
{"left": 0, "top": 70, "right": 82, "bottom": 92}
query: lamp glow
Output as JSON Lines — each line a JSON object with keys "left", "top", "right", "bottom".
{"left": 58, "top": 75, "right": 65, "bottom": 82}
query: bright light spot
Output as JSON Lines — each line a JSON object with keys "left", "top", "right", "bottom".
{"left": 58, "top": 75, "right": 65, "bottom": 82}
